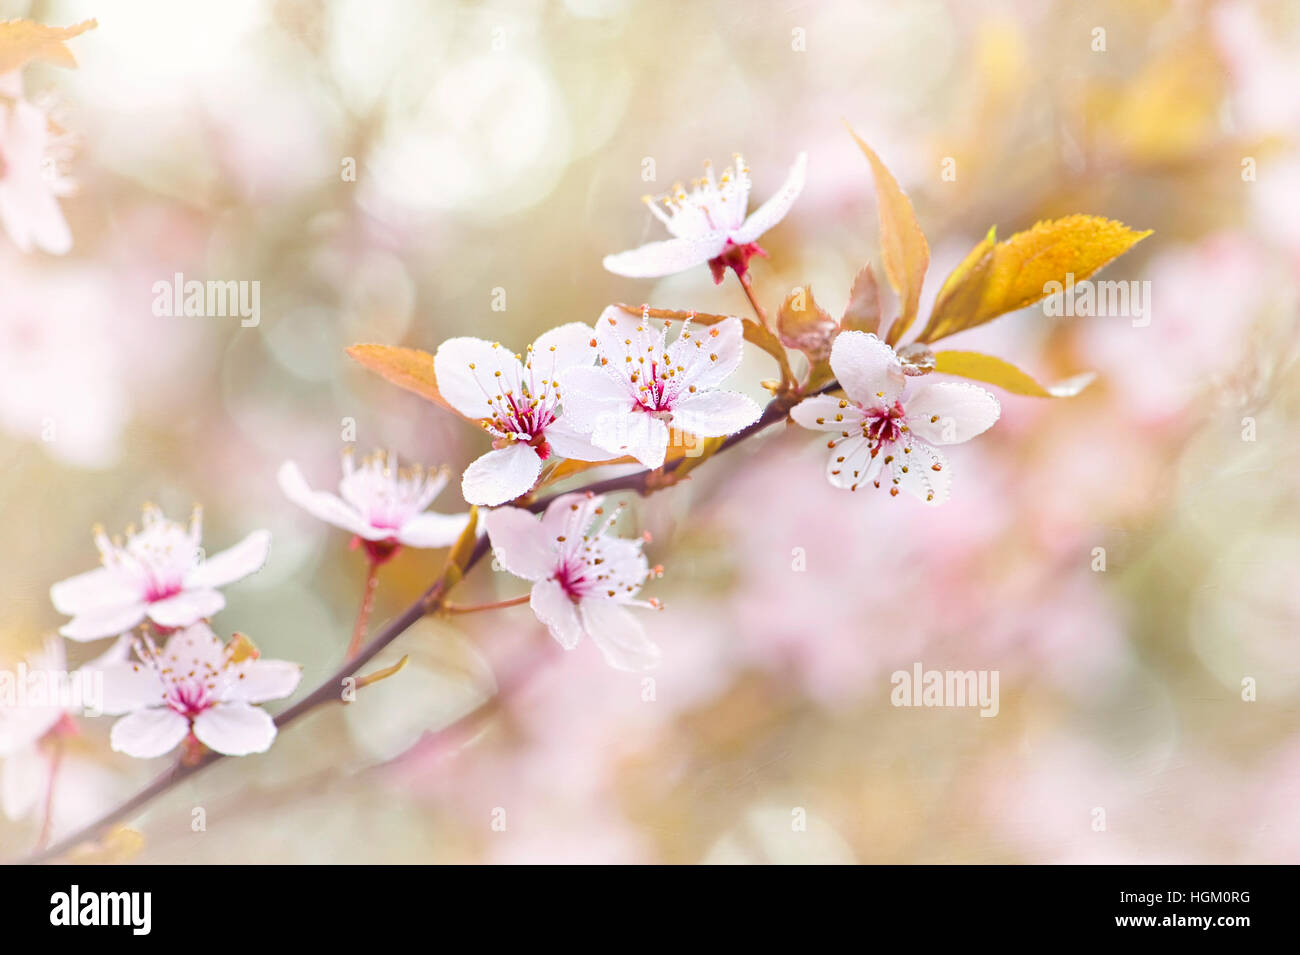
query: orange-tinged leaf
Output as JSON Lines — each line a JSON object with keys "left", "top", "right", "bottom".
{"left": 916, "top": 215, "right": 1152, "bottom": 344}
{"left": 0, "top": 19, "right": 96, "bottom": 74}
{"left": 439, "top": 506, "right": 479, "bottom": 590}
{"left": 776, "top": 285, "right": 837, "bottom": 361}
{"left": 934, "top": 350, "right": 1095, "bottom": 398}
{"left": 347, "top": 344, "right": 464, "bottom": 417}
{"left": 841, "top": 263, "right": 881, "bottom": 335}
{"left": 845, "top": 125, "right": 930, "bottom": 343}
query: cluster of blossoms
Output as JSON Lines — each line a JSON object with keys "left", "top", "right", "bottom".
{"left": 4, "top": 113, "right": 1128, "bottom": 859}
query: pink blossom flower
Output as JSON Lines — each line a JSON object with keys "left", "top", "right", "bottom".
{"left": 483, "top": 493, "right": 661, "bottom": 671}
{"left": 96, "top": 623, "right": 300, "bottom": 759}
{"left": 0, "top": 71, "right": 72, "bottom": 255}
{"left": 560, "top": 307, "right": 762, "bottom": 469}
{"left": 434, "top": 323, "right": 615, "bottom": 506}
{"left": 279, "top": 450, "right": 470, "bottom": 561}
{"left": 0, "top": 634, "right": 128, "bottom": 822}
{"left": 790, "top": 331, "right": 1000, "bottom": 503}
{"left": 50, "top": 505, "right": 271, "bottom": 641}
{"left": 603, "top": 152, "right": 806, "bottom": 283}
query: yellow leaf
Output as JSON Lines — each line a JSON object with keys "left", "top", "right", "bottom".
{"left": 776, "top": 285, "right": 837, "bottom": 361}
{"left": 0, "top": 19, "right": 96, "bottom": 74}
{"left": 227, "top": 632, "right": 260, "bottom": 663}
{"left": 439, "top": 506, "right": 479, "bottom": 590}
{"left": 916, "top": 215, "right": 1151, "bottom": 344}
{"left": 672, "top": 435, "right": 726, "bottom": 480}
{"left": 925, "top": 226, "right": 997, "bottom": 340}
{"left": 844, "top": 124, "right": 930, "bottom": 344}
{"left": 841, "top": 263, "right": 881, "bottom": 335}
{"left": 346, "top": 344, "right": 465, "bottom": 418}
{"left": 65, "top": 825, "right": 144, "bottom": 864}
{"left": 356, "top": 654, "right": 409, "bottom": 690}
{"left": 934, "top": 350, "right": 1095, "bottom": 398}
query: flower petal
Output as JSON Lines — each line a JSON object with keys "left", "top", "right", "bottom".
{"left": 731, "top": 152, "right": 807, "bottom": 245}
{"left": 529, "top": 578, "right": 583, "bottom": 650}
{"left": 97, "top": 662, "right": 166, "bottom": 716}
{"left": 528, "top": 322, "right": 599, "bottom": 379}
{"left": 668, "top": 316, "right": 746, "bottom": 392}
{"left": 602, "top": 233, "right": 728, "bottom": 278}
{"left": 110, "top": 708, "right": 190, "bottom": 759}
{"left": 790, "top": 394, "right": 865, "bottom": 432}
{"left": 396, "top": 510, "right": 472, "bottom": 548}
{"left": 903, "top": 381, "right": 1001, "bottom": 445}
{"left": 825, "top": 435, "right": 884, "bottom": 491}
{"left": 543, "top": 417, "right": 619, "bottom": 462}
{"left": 828, "top": 331, "right": 905, "bottom": 409}
{"left": 579, "top": 598, "right": 661, "bottom": 671}
{"left": 186, "top": 529, "right": 270, "bottom": 589}
{"left": 433, "top": 337, "right": 524, "bottom": 419}
{"left": 590, "top": 412, "right": 669, "bottom": 470}
{"left": 888, "top": 441, "right": 951, "bottom": 505}
{"left": 461, "top": 443, "right": 543, "bottom": 507}
{"left": 482, "top": 506, "right": 554, "bottom": 581}
{"left": 50, "top": 567, "right": 139, "bottom": 616}
{"left": 229, "top": 660, "right": 301, "bottom": 705}
{"left": 59, "top": 602, "right": 147, "bottom": 642}
{"left": 670, "top": 390, "right": 762, "bottom": 438}
{"left": 146, "top": 588, "right": 225, "bottom": 628}
{"left": 1, "top": 744, "right": 46, "bottom": 821}
{"left": 278, "top": 461, "right": 370, "bottom": 536}
{"left": 192, "top": 702, "right": 276, "bottom": 756}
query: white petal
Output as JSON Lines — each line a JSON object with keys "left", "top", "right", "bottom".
{"left": 825, "top": 435, "right": 883, "bottom": 491}
{"left": 97, "top": 662, "right": 166, "bottom": 715}
{"left": 904, "top": 381, "right": 1001, "bottom": 445}
{"left": 591, "top": 411, "right": 669, "bottom": 469}
{"left": 192, "top": 702, "right": 276, "bottom": 756}
{"left": 667, "top": 316, "right": 745, "bottom": 392}
{"left": 460, "top": 444, "right": 544, "bottom": 507}
{"left": 529, "top": 578, "right": 584, "bottom": 650}
{"left": 592, "top": 304, "right": 664, "bottom": 374}
{"left": 228, "top": 660, "right": 301, "bottom": 704}
{"left": 110, "top": 708, "right": 190, "bottom": 759}
{"left": 146, "top": 588, "right": 225, "bottom": 628}
{"left": 482, "top": 506, "right": 554, "bottom": 581}
{"left": 789, "top": 394, "right": 865, "bottom": 432}
{"left": 50, "top": 567, "right": 139, "bottom": 615}
{"left": 396, "top": 510, "right": 472, "bottom": 548}
{"left": 59, "top": 602, "right": 147, "bottom": 642}
{"left": 828, "top": 331, "right": 905, "bottom": 409}
{"left": 185, "top": 529, "right": 271, "bottom": 589}
{"left": 602, "top": 233, "right": 728, "bottom": 278}
{"left": 543, "top": 418, "right": 619, "bottom": 463}
{"left": 433, "top": 337, "right": 524, "bottom": 419}
{"left": 579, "top": 598, "right": 661, "bottom": 671}
{"left": 559, "top": 366, "right": 634, "bottom": 433}
{"left": 670, "top": 390, "right": 762, "bottom": 438}
{"left": 159, "top": 622, "right": 227, "bottom": 670}
{"left": 277, "top": 461, "right": 371, "bottom": 536}
{"left": 528, "top": 322, "right": 599, "bottom": 378}
{"left": 732, "top": 152, "right": 807, "bottom": 245}
{"left": 888, "top": 441, "right": 952, "bottom": 505}
{"left": 540, "top": 492, "right": 606, "bottom": 542}
{"left": 1, "top": 744, "right": 45, "bottom": 821}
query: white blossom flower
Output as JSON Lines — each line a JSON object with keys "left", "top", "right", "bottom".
{"left": 0, "top": 71, "right": 73, "bottom": 255}
{"left": 278, "top": 450, "right": 470, "bottom": 560}
{"left": 789, "top": 331, "right": 1000, "bottom": 504}
{"left": 483, "top": 493, "right": 661, "bottom": 671}
{"left": 0, "top": 635, "right": 127, "bottom": 822}
{"left": 434, "top": 323, "right": 615, "bottom": 506}
{"left": 96, "top": 623, "right": 301, "bottom": 759}
{"left": 602, "top": 152, "right": 806, "bottom": 283}
{"left": 560, "top": 307, "right": 762, "bottom": 469}
{"left": 49, "top": 505, "right": 271, "bottom": 641}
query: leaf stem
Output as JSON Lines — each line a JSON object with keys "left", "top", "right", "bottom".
{"left": 443, "top": 594, "right": 532, "bottom": 615}
{"left": 346, "top": 560, "right": 382, "bottom": 661}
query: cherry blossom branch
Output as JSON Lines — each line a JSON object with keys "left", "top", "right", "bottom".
{"left": 15, "top": 380, "right": 821, "bottom": 866}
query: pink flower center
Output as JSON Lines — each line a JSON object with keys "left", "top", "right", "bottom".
{"left": 708, "top": 239, "right": 767, "bottom": 284}
{"left": 554, "top": 558, "right": 593, "bottom": 601}
{"left": 165, "top": 679, "right": 212, "bottom": 718}
{"left": 864, "top": 402, "right": 906, "bottom": 447}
